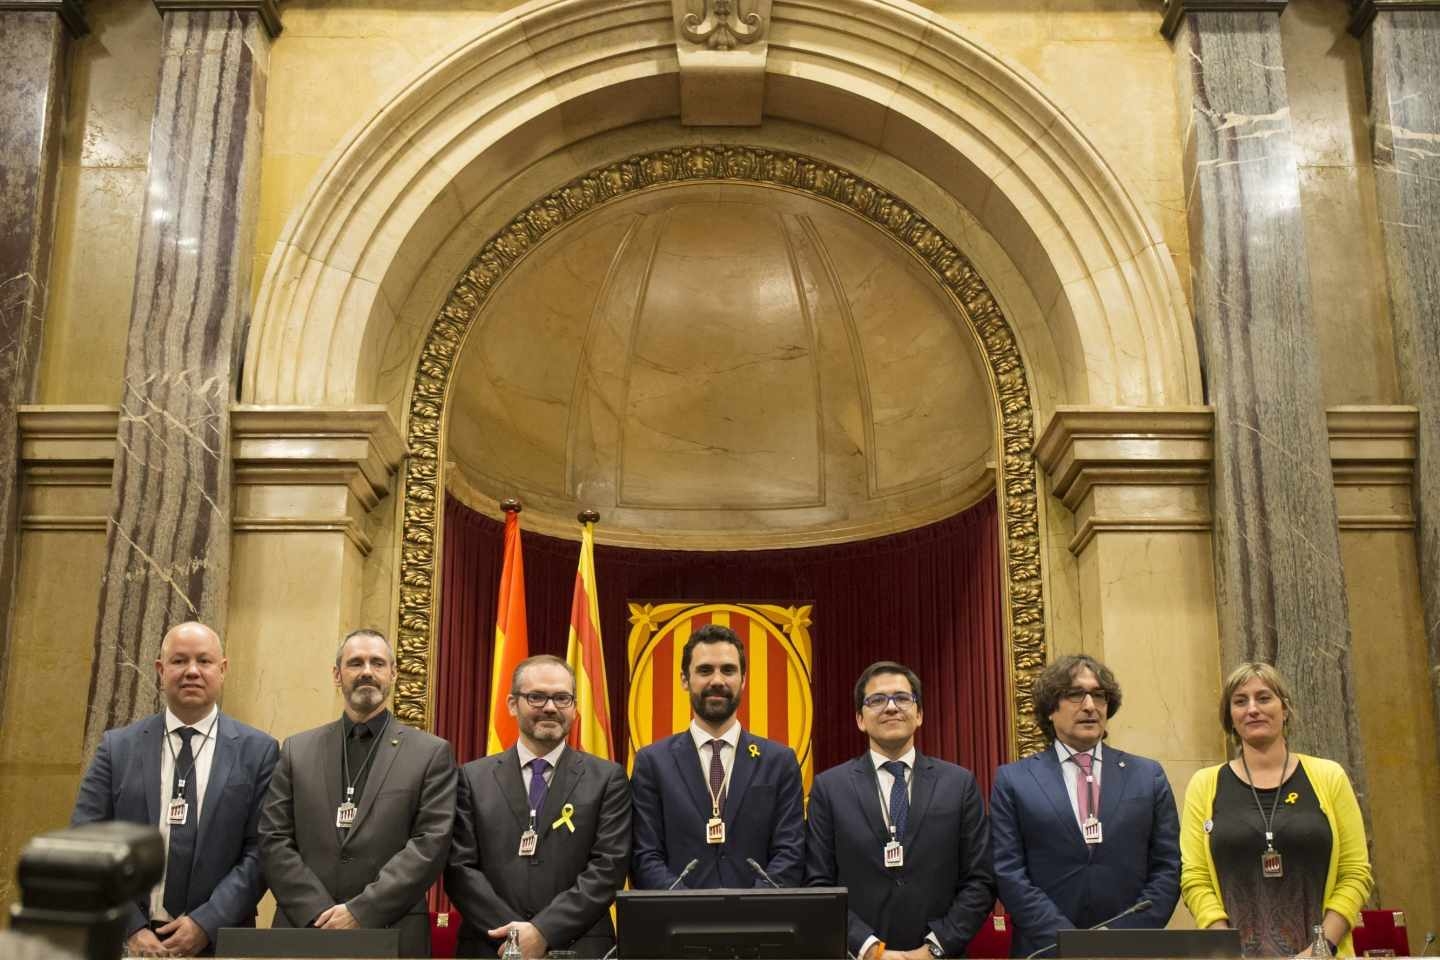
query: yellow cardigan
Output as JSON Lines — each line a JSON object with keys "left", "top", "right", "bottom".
{"left": 1180, "top": 754, "right": 1373, "bottom": 955}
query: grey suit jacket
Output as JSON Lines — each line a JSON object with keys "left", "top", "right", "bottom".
{"left": 259, "top": 715, "right": 457, "bottom": 958}
{"left": 444, "top": 746, "right": 630, "bottom": 958}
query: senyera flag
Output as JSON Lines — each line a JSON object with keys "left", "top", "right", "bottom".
{"left": 486, "top": 500, "right": 528, "bottom": 754}
{"left": 567, "top": 511, "right": 614, "bottom": 760}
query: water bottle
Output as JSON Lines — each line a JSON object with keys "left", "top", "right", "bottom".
{"left": 502, "top": 928, "right": 524, "bottom": 960}
{"left": 1311, "top": 925, "right": 1333, "bottom": 959}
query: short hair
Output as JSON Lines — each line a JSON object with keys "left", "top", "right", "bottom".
{"left": 680, "top": 624, "right": 747, "bottom": 677}
{"left": 335, "top": 628, "right": 394, "bottom": 667}
{"left": 1032, "top": 654, "right": 1122, "bottom": 742}
{"left": 1219, "top": 661, "right": 1296, "bottom": 748}
{"left": 510, "top": 654, "right": 576, "bottom": 695}
{"left": 160, "top": 621, "right": 223, "bottom": 658}
{"left": 853, "top": 660, "right": 923, "bottom": 712}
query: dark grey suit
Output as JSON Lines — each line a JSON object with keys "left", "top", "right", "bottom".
{"left": 444, "top": 746, "right": 630, "bottom": 958}
{"left": 259, "top": 716, "right": 457, "bottom": 957}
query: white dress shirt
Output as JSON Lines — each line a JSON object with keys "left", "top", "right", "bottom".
{"left": 689, "top": 717, "right": 741, "bottom": 808}
{"left": 151, "top": 705, "right": 220, "bottom": 922}
{"left": 516, "top": 740, "right": 566, "bottom": 810}
{"left": 1054, "top": 738, "right": 1104, "bottom": 828}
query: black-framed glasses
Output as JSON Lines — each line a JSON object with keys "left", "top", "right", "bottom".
{"left": 861, "top": 692, "right": 919, "bottom": 711}
{"left": 517, "top": 691, "right": 576, "bottom": 709}
{"left": 1061, "top": 688, "right": 1109, "bottom": 705}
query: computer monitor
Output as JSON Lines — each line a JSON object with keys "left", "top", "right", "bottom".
{"left": 616, "top": 887, "right": 848, "bottom": 960}
{"left": 214, "top": 927, "right": 401, "bottom": 958}
{"left": 1056, "top": 927, "right": 1242, "bottom": 959}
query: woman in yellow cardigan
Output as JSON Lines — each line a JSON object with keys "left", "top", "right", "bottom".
{"left": 1180, "top": 663, "right": 1371, "bottom": 957}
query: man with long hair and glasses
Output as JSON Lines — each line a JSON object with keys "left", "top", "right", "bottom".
{"left": 989, "top": 654, "right": 1180, "bottom": 958}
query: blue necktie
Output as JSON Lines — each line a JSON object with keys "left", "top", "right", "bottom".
{"left": 527, "top": 758, "right": 550, "bottom": 817}
{"left": 163, "top": 727, "right": 197, "bottom": 918}
{"left": 882, "top": 759, "right": 909, "bottom": 841}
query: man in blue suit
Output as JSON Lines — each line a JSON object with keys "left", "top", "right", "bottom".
{"left": 630, "top": 623, "right": 805, "bottom": 889}
{"left": 72, "top": 621, "right": 279, "bottom": 957}
{"left": 989, "top": 655, "right": 1180, "bottom": 958}
{"left": 806, "top": 661, "right": 996, "bottom": 959}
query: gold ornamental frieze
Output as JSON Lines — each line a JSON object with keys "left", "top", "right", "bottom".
{"left": 396, "top": 145, "right": 1048, "bottom": 757}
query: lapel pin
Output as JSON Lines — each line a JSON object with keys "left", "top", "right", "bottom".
{"left": 390, "top": 738, "right": 399, "bottom": 746}
{"left": 748, "top": 744, "right": 760, "bottom": 758}
{"left": 1118, "top": 760, "right": 1126, "bottom": 768}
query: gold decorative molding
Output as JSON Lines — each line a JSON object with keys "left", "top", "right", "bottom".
{"left": 1326, "top": 405, "right": 1418, "bottom": 530}
{"left": 400, "top": 145, "right": 1048, "bottom": 755}
{"left": 1035, "top": 407, "right": 1215, "bottom": 554}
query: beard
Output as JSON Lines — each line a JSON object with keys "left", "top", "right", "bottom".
{"left": 690, "top": 685, "right": 739, "bottom": 724}
{"left": 346, "top": 677, "right": 389, "bottom": 712}
{"left": 520, "top": 712, "right": 571, "bottom": 746}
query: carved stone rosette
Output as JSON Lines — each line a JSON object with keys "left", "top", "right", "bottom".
{"left": 397, "top": 146, "right": 1047, "bottom": 757}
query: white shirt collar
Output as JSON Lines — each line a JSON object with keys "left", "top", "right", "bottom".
{"left": 1053, "top": 738, "right": 1103, "bottom": 763}
{"left": 164, "top": 705, "right": 219, "bottom": 735}
{"left": 516, "top": 739, "right": 567, "bottom": 770}
{"left": 870, "top": 746, "right": 917, "bottom": 772}
{"left": 690, "top": 717, "right": 741, "bottom": 751}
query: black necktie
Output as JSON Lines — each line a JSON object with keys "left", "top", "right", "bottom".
{"left": 882, "top": 759, "right": 909, "bottom": 841}
{"left": 163, "top": 727, "right": 198, "bottom": 918}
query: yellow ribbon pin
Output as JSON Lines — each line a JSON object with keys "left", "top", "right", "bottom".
{"left": 1284, "top": 792, "right": 1298, "bottom": 805}
{"left": 552, "top": 802, "right": 576, "bottom": 832}
{"left": 748, "top": 744, "right": 760, "bottom": 758}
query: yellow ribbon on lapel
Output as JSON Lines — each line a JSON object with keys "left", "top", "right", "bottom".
{"left": 552, "top": 802, "right": 576, "bottom": 832}
{"left": 748, "top": 744, "right": 760, "bottom": 758}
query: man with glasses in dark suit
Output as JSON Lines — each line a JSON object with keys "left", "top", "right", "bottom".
{"left": 446, "top": 655, "right": 630, "bottom": 958}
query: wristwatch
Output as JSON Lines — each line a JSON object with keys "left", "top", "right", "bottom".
{"left": 927, "top": 943, "right": 944, "bottom": 958}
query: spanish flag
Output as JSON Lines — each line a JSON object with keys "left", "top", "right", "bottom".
{"left": 486, "top": 500, "right": 528, "bottom": 754}
{"left": 567, "top": 511, "right": 614, "bottom": 760}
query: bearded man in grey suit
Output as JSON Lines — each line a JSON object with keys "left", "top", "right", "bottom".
{"left": 445, "top": 655, "right": 630, "bottom": 959}
{"left": 260, "top": 629, "right": 457, "bottom": 957}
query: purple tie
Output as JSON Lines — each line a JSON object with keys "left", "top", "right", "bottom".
{"left": 709, "top": 740, "right": 727, "bottom": 808}
{"left": 527, "top": 757, "right": 550, "bottom": 816}
{"left": 1071, "top": 751, "right": 1097, "bottom": 823}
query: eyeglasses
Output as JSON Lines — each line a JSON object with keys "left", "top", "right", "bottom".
{"left": 517, "top": 691, "right": 576, "bottom": 709}
{"left": 1061, "top": 688, "right": 1109, "bottom": 705}
{"left": 861, "top": 692, "right": 919, "bottom": 711}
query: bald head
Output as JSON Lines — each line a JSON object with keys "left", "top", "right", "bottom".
{"left": 155, "top": 621, "right": 227, "bottom": 723}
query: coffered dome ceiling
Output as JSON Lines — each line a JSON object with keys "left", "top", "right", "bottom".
{"left": 446, "top": 182, "right": 996, "bottom": 547}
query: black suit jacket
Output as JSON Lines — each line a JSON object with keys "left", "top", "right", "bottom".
{"left": 444, "top": 746, "right": 630, "bottom": 958}
{"left": 805, "top": 751, "right": 996, "bottom": 956}
{"left": 259, "top": 717, "right": 457, "bottom": 958}
{"left": 71, "top": 712, "right": 279, "bottom": 944}
{"left": 630, "top": 729, "right": 805, "bottom": 889}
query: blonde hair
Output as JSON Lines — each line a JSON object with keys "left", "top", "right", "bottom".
{"left": 1219, "top": 661, "right": 1296, "bottom": 749}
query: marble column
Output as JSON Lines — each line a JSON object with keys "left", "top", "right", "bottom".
{"left": 0, "top": 0, "right": 86, "bottom": 753}
{"left": 85, "top": 1, "right": 280, "bottom": 754}
{"left": 1162, "top": 2, "right": 1367, "bottom": 781}
{"left": 1348, "top": 1, "right": 1440, "bottom": 768}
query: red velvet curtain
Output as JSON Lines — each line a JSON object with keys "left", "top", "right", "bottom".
{"left": 436, "top": 493, "right": 1009, "bottom": 797}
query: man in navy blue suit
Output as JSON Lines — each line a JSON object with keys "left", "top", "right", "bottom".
{"left": 630, "top": 623, "right": 805, "bottom": 889}
{"left": 805, "top": 661, "right": 995, "bottom": 960}
{"left": 989, "top": 655, "right": 1180, "bottom": 958}
{"left": 72, "top": 621, "right": 279, "bottom": 957}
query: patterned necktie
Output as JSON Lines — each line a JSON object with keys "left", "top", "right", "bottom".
{"left": 163, "top": 727, "right": 198, "bottom": 918}
{"left": 1071, "top": 751, "right": 1097, "bottom": 824}
{"left": 708, "top": 740, "right": 727, "bottom": 809}
{"left": 882, "top": 760, "right": 909, "bottom": 841}
{"left": 527, "top": 757, "right": 550, "bottom": 816}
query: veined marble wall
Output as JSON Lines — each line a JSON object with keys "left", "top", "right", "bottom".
{"left": 0, "top": 0, "right": 1435, "bottom": 937}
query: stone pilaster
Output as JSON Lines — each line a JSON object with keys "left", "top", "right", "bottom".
{"left": 85, "top": 2, "right": 279, "bottom": 755}
{"left": 1164, "top": 2, "right": 1367, "bottom": 782}
{"left": 1347, "top": 0, "right": 1440, "bottom": 771}
{"left": 0, "top": 0, "right": 86, "bottom": 757}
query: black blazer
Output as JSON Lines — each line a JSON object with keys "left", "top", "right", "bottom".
{"left": 630, "top": 729, "right": 805, "bottom": 889}
{"left": 805, "top": 751, "right": 996, "bottom": 956}
{"left": 444, "top": 746, "right": 630, "bottom": 958}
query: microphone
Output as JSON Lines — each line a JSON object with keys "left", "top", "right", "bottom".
{"left": 746, "top": 857, "right": 781, "bottom": 889}
{"left": 1023, "top": 900, "right": 1154, "bottom": 960}
{"left": 668, "top": 858, "right": 700, "bottom": 890}
{"left": 600, "top": 948, "right": 618, "bottom": 960}
{"left": 1419, "top": 932, "right": 1436, "bottom": 957}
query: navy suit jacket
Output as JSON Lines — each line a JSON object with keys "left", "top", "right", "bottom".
{"left": 71, "top": 711, "right": 280, "bottom": 943}
{"left": 988, "top": 746, "right": 1180, "bottom": 958}
{"left": 805, "top": 752, "right": 996, "bottom": 956}
{"left": 630, "top": 729, "right": 804, "bottom": 889}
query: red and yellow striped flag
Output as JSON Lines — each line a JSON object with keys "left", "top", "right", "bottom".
{"left": 566, "top": 513, "right": 614, "bottom": 760}
{"left": 486, "top": 502, "right": 528, "bottom": 754}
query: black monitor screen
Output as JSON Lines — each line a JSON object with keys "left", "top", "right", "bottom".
{"left": 616, "top": 887, "right": 848, "bottom": 960}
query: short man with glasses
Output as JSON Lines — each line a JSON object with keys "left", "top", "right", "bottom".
{"left": 445, "top": 655, "right": 630, "bottom": 958}
{"left": 989, "top": 654, "right": 1180, "bottom": 958}
{"left": 631, "top": 623, "right": 805, "bottom": 889}
{"left": 805, "top": 661, "right": 995, "bottom": 960}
